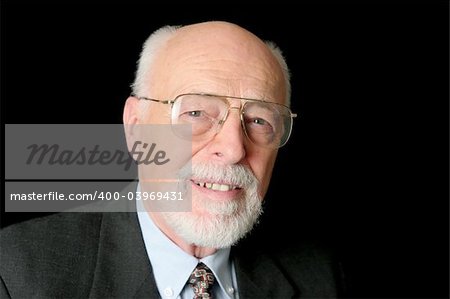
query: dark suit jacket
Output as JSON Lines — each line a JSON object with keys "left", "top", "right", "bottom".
{"left": 0, "top": 212, "right": 345, "bottom": 298}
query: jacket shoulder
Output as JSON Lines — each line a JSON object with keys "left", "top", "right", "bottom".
{"left": 278, "top": 241, "right": 348, "bottom": 297}
{"left": 0, "top": 213, "right": 103, "bottom": 298}
{"left": 234, "top": 239, "right": 347, "bottom": 298}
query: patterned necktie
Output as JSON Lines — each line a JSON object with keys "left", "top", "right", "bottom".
{"left": 189, "top": 262, "right": 216, "bottom": 299}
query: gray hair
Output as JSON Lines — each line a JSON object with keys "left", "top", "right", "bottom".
{"left": 131, "top": 25, "right": 291, "bottom": 107}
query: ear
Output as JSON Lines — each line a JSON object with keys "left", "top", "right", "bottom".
{"left": 123, "top": 96, "right": 140, "bottom": 125}
{"left": 123, "top": 96, "right": 140, "bottom": 153}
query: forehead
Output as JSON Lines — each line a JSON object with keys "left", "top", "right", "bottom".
{"left": 149, "top": 23, "right": 286, "bottom": 104}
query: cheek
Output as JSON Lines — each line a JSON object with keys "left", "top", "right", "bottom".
{"left": 247, "top": 151, "right": 277, "bottom": 198}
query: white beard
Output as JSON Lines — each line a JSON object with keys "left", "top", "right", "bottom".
{"left": 161, "top": 163, "right": 263, "bottom": 248}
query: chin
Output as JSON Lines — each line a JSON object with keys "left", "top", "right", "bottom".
{"left": 162, "top": 187, "right": 262, "bottom": 248}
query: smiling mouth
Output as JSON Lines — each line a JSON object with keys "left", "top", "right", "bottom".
{"left": 192, "top": 180, "right": 241, "bottom": 192}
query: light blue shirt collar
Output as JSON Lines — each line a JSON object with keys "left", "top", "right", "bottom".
{"left": 137, "top": 198, "right": 236, "bottom": 299}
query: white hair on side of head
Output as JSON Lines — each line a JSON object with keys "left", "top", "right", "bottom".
{"left": 131, "top": 25, "right": 180, "bottom": 119}
{"left": 131, "top": 25, "right": 180, "bottom": 96}
{"left": 265, "top": 41, "right": 292, "bottom": 107}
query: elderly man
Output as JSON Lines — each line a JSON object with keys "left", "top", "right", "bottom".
{"left": 1, "top": 21, "right": 344, "bottom": 298}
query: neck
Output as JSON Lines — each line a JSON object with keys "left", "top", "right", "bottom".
{"left": 148, "top": 212, "right": 217, "bottom": 258}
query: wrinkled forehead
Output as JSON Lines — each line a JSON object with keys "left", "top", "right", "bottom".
{"left": 149, "top": 22, "right": 286, "bottom": 104}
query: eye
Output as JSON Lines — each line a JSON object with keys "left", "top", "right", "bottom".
{"left": 187, "top": 111, "right": 202, "bottom": 117}
{"left": 252, "top": 118, "right": 268, "bottom": 125}
{"left": 245, "top": 117, "right": 274, "bottom": 134}
{"left": 178, "top": 110, "right": 211, "bottom": 123}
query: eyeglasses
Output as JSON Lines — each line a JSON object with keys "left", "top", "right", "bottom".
{"left": 132, "top": 93, "right": 297, "bottom": 149}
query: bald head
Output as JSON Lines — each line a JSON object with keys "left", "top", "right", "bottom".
{"left": 132, "top": 21, "right": 290, "bottom": 106}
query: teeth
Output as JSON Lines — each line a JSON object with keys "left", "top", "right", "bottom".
{"left": 213, "top": 183, "right": 229, "bottom": 191}
{"left": 195, "top": 181, "right": 237, "bottom": 191}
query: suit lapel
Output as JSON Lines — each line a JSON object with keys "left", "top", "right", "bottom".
{"left": 233, "top": 247, "right": 298, "bottom": 298}
{"left": 89, "top": 212, "right": 160, "bottom": 298}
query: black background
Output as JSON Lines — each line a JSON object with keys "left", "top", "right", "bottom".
{"left": 1, "top": 1, "right": 448, "bottom": 298}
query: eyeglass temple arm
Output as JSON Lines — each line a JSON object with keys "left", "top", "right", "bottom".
{"left": 130, "top": 94, "right": 173, "bottom": 105}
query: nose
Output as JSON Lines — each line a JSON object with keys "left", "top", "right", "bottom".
{"left": 207, "top": 107, "right": 246, "bottom": 164}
